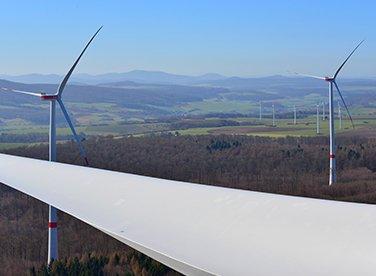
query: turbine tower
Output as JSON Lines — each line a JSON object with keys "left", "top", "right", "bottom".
{"left": 259, "top": 101, "right": 262, "bottom": 121}
{"left": 293, "top": 104, "right": 297, "bottom": 125}
{"left": 1, "top": 27, "right": 102, "bottom": 263}
{"left": 295, "top": 40, "right": 362, "bottom": 185}
{"left": 316, "top": 103, "right": 320, "bottom": 134}
{"left": 338, "top": 101, "right": 342, "bottom": 130}
{"left": 272, "top": 104, "right": 276, "bottom": 127}
{"left": 322, "top": 102, "right": 325, "bottom": 121}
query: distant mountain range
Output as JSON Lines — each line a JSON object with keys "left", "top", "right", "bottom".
{"left": 1, "top": 70, "right": 375, "bottom": 89}
{"left": 0, "top": 70, "right": 227, "bottom": 86}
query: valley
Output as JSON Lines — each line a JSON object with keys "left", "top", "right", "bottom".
{"left": 1, "top": 72, "right": 376, "bottom": 148}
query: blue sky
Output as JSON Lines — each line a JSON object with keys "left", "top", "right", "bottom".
{"left": 0, "top": 1, "right": 375, "bottom": 77}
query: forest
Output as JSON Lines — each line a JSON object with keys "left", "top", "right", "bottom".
{"left": 1, "top": 133, "right": 376, "bottom": 274}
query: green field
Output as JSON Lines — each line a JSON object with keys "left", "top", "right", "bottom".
{"left": 176, "top": 116, "right": 376, "bottom": 137}
{"left": 181, "top": 99, "right": 258, "bottom": 114}
{"left": 1, "top": 112, "right": 376, "bottom": 150}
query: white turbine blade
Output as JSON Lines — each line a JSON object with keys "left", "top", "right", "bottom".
{"left": 2, "top": 153, "right": 376, "bottom": 275}
{"left": 333, "top": 81, "right": 355, "bottom": 129}
{"left": 293, "top": 72, "right": 326, "bottom": 80}
{"left": 57, "top": 99, "right": 89, "bottom": 165}
{"left": 57, "top": 26, "right": 103, "bottom": 97}
{"left": 333, "top": 39, "right": 365, "bottom": 79}
{"left": 1, "top": 87, "right": 43, "bottom": 97}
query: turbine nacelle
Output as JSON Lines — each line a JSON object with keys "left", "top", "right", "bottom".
{"left": 325, "top": 77, "right": 335, "bottom": 82}
{"left": 41, "top": 94, "right": 59, "bottom": 101}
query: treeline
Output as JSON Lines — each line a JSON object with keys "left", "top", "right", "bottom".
{"left": 30, "top": 251, "right": 171, "bottom": 276}
{"left": 5, "top": 134, "right": 376, "bottom": 202}
{"left": 169, "top": 118, "right": 269, "bottom": 130}
{"left": 170, "top": 119, "right": 241, "bottom": 130}
{"left": 0, "top": 133, "right": 75, "bottom": 143}
{"left": 1, "top": 134, "right": 376, "bottom": 274}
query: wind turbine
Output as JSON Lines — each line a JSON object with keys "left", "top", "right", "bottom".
{"left": 316, "top": 103, "right": 320, "bottom": 134}
{"left": 338, "top": 101, "right": 342, "bottom": 130}
{"left": 295, "top": 40, "right": 362, "bottom": 185}
{"left": 259, "top": 101, "right": 262, "bottom": 121}
{"left": 272, "top": 104, "right": 276, "bottom": 126}
{"left": 293, "top": 104, "right": 297, "bottom": 125}
{"left": 322, "top": 102, "right": 325, "bottom": 120}
{"left": 1, "top": 26, "right": 102, "bottom": 263}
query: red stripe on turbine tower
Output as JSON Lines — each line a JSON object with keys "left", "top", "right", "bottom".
{"left": 329, "top": 154, "right": 335, "bottom": 159}
{"left": 48, "top": 222, "right": 57, "bottom": 228}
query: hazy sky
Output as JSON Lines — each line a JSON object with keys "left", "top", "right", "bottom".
{"left": 0, "top": 1, "right": 375, "bottom": 77}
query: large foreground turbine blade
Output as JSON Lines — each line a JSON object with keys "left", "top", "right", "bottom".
{"left": 333, "top": 81, "right": 355, "bottom": 129}
{"left": 56, "top": 26, "right": 103, "bottom": 97}
{"left": 3, "top": 153, "right": 376, "bottom": 275}
{"left": 57, "top": 99, "right": 89, "bottom": 165}
{"left": 1, "top": 87, "right": 43, "bottom": 97}
{"left": 333, "top": 40, "right": 364, "bottom": 79}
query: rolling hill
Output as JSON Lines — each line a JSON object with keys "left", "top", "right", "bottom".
{"left": 0, "top": 72, "right": 375, "bottom": 128}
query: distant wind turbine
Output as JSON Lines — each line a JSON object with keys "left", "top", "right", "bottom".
{"left": 293, "top": 104, "right": 297, "bottom": 125}
{"left": 316, "top": 103, "right": 320, "bottom": 134}
{"left": 272, "top": 104, "right": 276, "bottom": 126}
{"left": 1, "top": 26, "right": 102, "bottom": 263}
{"left": 338, "top": 101, "right": 342, "bottom": 130}
{"left": 322, "top": 102, "right": 325, "bottom": 121}
{"left": 295, "top": 40, "right": 362, "bottom": 185}
{"left": 259, "top": 101, "right": 262, "bottom": 121}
